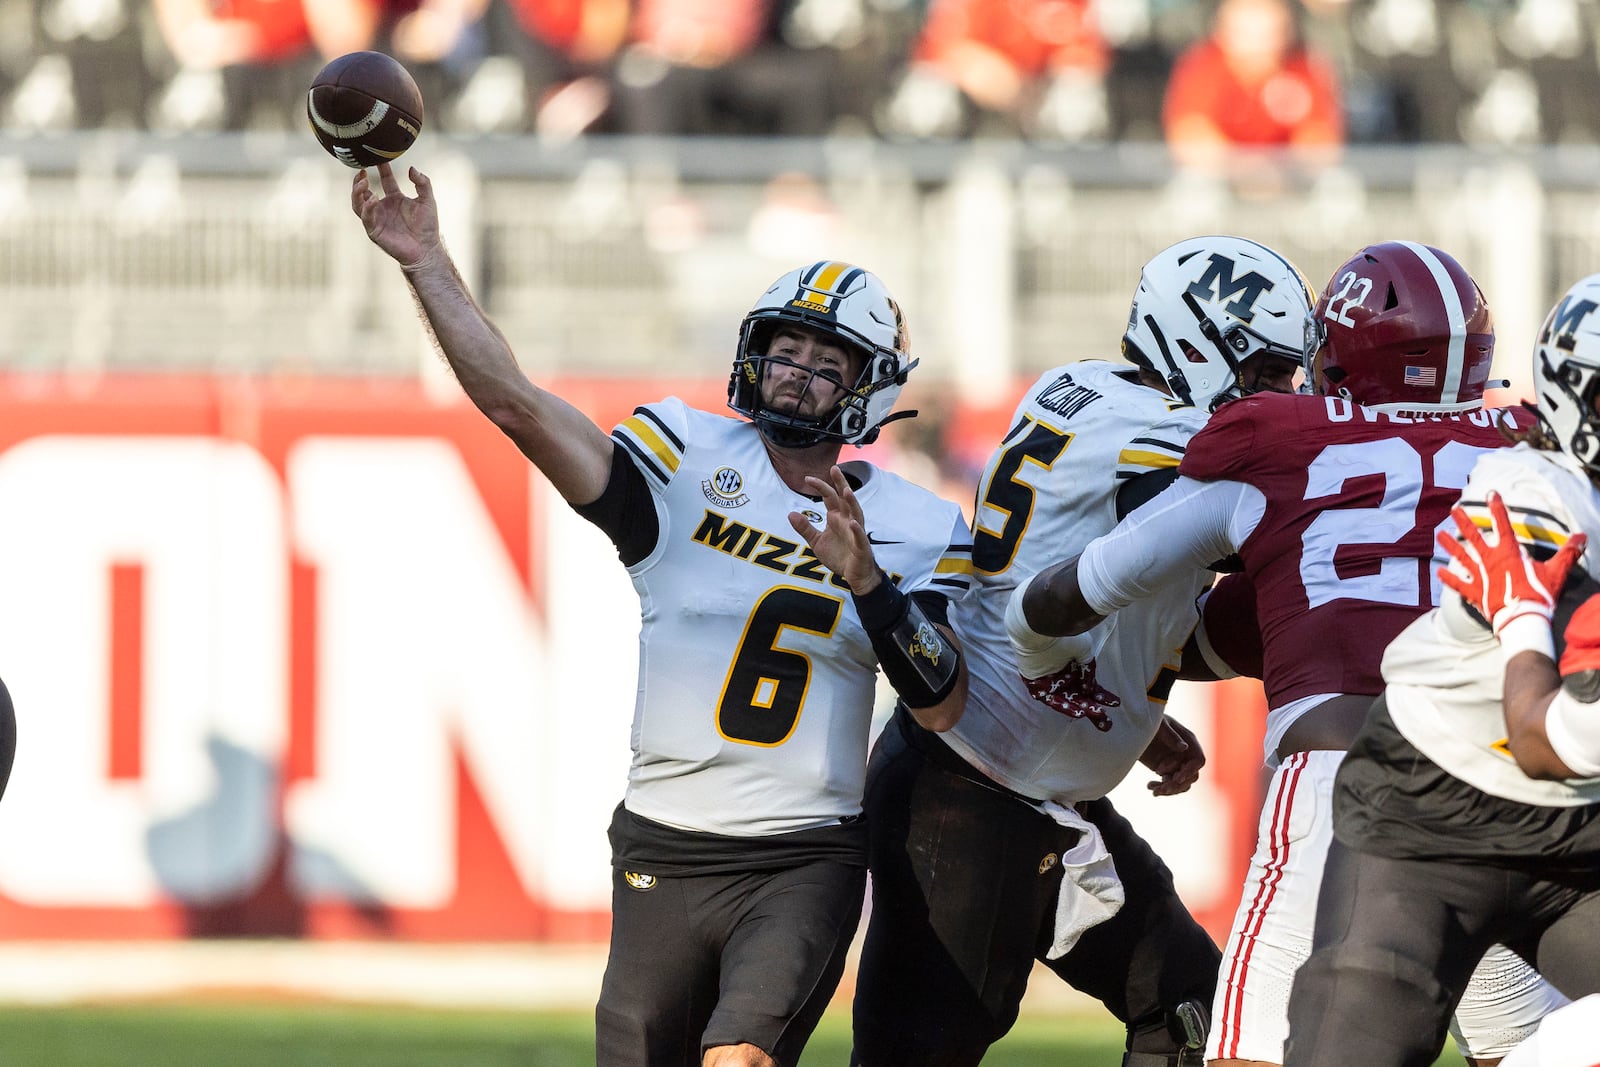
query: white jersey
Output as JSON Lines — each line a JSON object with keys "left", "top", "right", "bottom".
{"left": 610, "top": 398, "right": 973, "bottom": 836}
{"left": 1383, "top": 444, "right": 1600, "bottom": 807}
{"left": 944, "top": 361, "right": 1209, "bottom": 801}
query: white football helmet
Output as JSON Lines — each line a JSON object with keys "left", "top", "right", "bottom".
{"left": 1534, "top": 272, "right": 1600, "bottom": 477}
{"left": 729, "top": 261, "right": 917, "bottom": 447}
{"left": 1123, "top": 236, "right": 1314, "bottom": 410}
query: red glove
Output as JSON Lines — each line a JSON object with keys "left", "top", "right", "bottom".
{"left": 1022, "top": 659, "right": 1120, "bottom": 732}
{"left": 1437, "top": 490, "right": 1588, "bottom": 635}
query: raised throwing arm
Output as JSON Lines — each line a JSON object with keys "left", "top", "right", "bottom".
{"left": 352, "top": 163, "right": 615, "bottom": 505}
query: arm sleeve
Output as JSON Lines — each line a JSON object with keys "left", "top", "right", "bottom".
{"left": 1447, "top": 456, "right": 1576, "bottom": 566}
{"left": 611, "top": 400, "right": 688, "bottom": 494}
{"left": 570, "top": 398, "right": 690, "bottom": 567}
{"left": 910, "top": 589, "right": 952, "bottom": 629}
{"left": 1543, "top": 688, "right": 1600, "bottom": 779}
{"left": 570, "top": 444, "right": 660, "bottom": 567}
{"left": 1116, "top": 468, "right": 1179, "bottom": 521}
{"left": 1076, "top": 475, "right": 1262, "bottom": 616}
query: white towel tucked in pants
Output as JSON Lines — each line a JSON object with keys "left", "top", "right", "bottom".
{"left": 1037, "top": 800, "right": 1125, "bottom": 959}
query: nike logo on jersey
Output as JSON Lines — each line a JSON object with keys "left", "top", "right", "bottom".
{"left": 866, "top": 534, "right": 903, "bottom": 545}
{"left": 691, "top": 510, "right": 904, "bottom": 588}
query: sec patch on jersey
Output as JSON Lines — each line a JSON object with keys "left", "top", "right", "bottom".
{"left": 306, "top": 51, "right": 424, "bottom": 169}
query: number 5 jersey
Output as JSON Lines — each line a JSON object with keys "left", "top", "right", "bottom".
{"left": 944, "top": 359, "right": 1209, "bottom": 802}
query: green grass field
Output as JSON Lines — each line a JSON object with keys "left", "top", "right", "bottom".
{"left": 0, "top": 1002, "right": 1471, "bottom": 1065}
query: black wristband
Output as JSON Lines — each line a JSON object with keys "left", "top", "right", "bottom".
{"left": 851, "top": 571, "right": 909, "bottom": 634}
{"left": 855, "top": 581, "right": 962, "bottom": 709}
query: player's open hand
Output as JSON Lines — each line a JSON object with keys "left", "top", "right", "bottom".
{"left": 1437, "top": 490, "right": 1587, "bottom": 635}
{"left": 351, "top": 163, "right": 442, "bottom": 271}
{"left": 789, "top": 466, "right": 879, "bottom": 594}
{"left": 1139, "top": 715, "right": 1205, "bottom": 796}
{"left": 1021, "top": 657, "right": 1120, "bottom": 732}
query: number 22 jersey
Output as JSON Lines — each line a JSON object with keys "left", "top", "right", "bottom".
{"left": 1180, "top": 393, "right": 1518, "bottom": 713}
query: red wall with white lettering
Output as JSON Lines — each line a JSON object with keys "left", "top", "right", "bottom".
{"left": 0, "top": 376, "right": 1264, "bottom": 945}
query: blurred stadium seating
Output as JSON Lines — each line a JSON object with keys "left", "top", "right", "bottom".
{"left": 0, "top": 128, "right": 1593, "bottom": 401}
{"left": 2, "top": 0, "right": 1598, "bottom": 388}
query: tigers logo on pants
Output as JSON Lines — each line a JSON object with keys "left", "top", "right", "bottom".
{"left": 624, "top": 871, "right": 657, "bottom": 891}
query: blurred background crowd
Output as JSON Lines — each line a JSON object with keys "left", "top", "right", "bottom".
{"left": 13, "top": 0, "right": 1600, "bottom": 152}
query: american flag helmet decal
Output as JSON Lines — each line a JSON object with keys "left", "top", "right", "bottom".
{"left": 1397, "top": 241, "right": 1467, "bottom": 407}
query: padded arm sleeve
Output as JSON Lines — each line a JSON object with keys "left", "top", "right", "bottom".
{"left": 853, "top": 577, "right": 962, "bottom": 709}
{"left": 1544, "top": 688, "right": 1600, "bottom": 779}
{"left": 1077, "top": 476, "right": 1262, "bottom": 616}
{"left": 571, "top": 444, "right": 661, "bottom": 567}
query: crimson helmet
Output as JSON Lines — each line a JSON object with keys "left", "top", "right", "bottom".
{"left": 1303, "top": 241, "right": 1494, "bottom": 413}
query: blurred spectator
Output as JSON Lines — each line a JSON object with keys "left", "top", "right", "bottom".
{"left": 1163, "top": 0, "right": 1343, "bottom": 169}
{"left": 607, "top": 0, "right": 842, "bottom": 136}
{"left": 150, "top": 0, "right": 493, "bottom": 132}
{"left": 25, "top": 0, "right": 152, "bottom": 129}
{"left": 156, "top": 0, "right": 311, "bottom": 69}
{"left": 495, "top": 0, "right": 629, "bottom": 137}
{"left": 1336, "top": 0, "right": 1465, "bottom": 142}
{"left": 878, "top": 0, "right": 1110, "bottom": 141}
{"left": 1492, "top": 0, "right": 1600, "bottom": 145}
{"left": 304, "top": 0, "right": 491, "bottom": 131}
{"left": 152, "top": 0, "right": 316, "bottom": 128}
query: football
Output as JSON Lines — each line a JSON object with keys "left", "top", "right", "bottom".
{"left": 306, "top": 51, "right": 424, "bottom": 169}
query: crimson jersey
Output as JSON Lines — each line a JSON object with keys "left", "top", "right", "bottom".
{"left": 1183, "top": 393, "right": 1517, "bottom": 709}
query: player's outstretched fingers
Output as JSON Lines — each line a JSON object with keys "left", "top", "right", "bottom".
{"left": 1484, "top": 490, "right": 1517, "bottom": 542}
{"left": 1544, "top": 531, "right": 1589, "bottom": 591}
{"left": 1438, "top": 544, "right": 1482, "bottom": 600}
{"left": 1448, "top": 503, "right": 1491, "bottom": 558}
{"left": 787, "top": 510, "right": 820, "bottom": 547}
{"left": 410, "top": 167, "right": 432, "bottom": 203}
{"left": 1438, "top": 527, "right": 1473, "bottom": 570}
{"left": 377, "top": 161, "right": 401, "bottom": 196}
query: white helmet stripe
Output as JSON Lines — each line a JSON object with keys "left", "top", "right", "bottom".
{"left": 1399, "top": 240, "right": 1467, "bottom": 405}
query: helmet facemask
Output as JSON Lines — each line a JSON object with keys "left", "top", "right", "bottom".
{"left": 728, "top": 262, "right": 917, "bottom": 448}
{"left": 731, "top": 321, "right": 883, "bottom": 448}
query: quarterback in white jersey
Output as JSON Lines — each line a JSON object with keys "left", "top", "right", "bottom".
{"left": 852, "top": 236, "right": 1312, "bottom": 1067}
{"left": 613, "top": 395, "right": 971, "bottom": 835}
{"left": 351, "top": 163, "right": 971, "bottom": 1067}
{"left": 1284, "top": 273, "right": 1600, "bottom": 1065}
